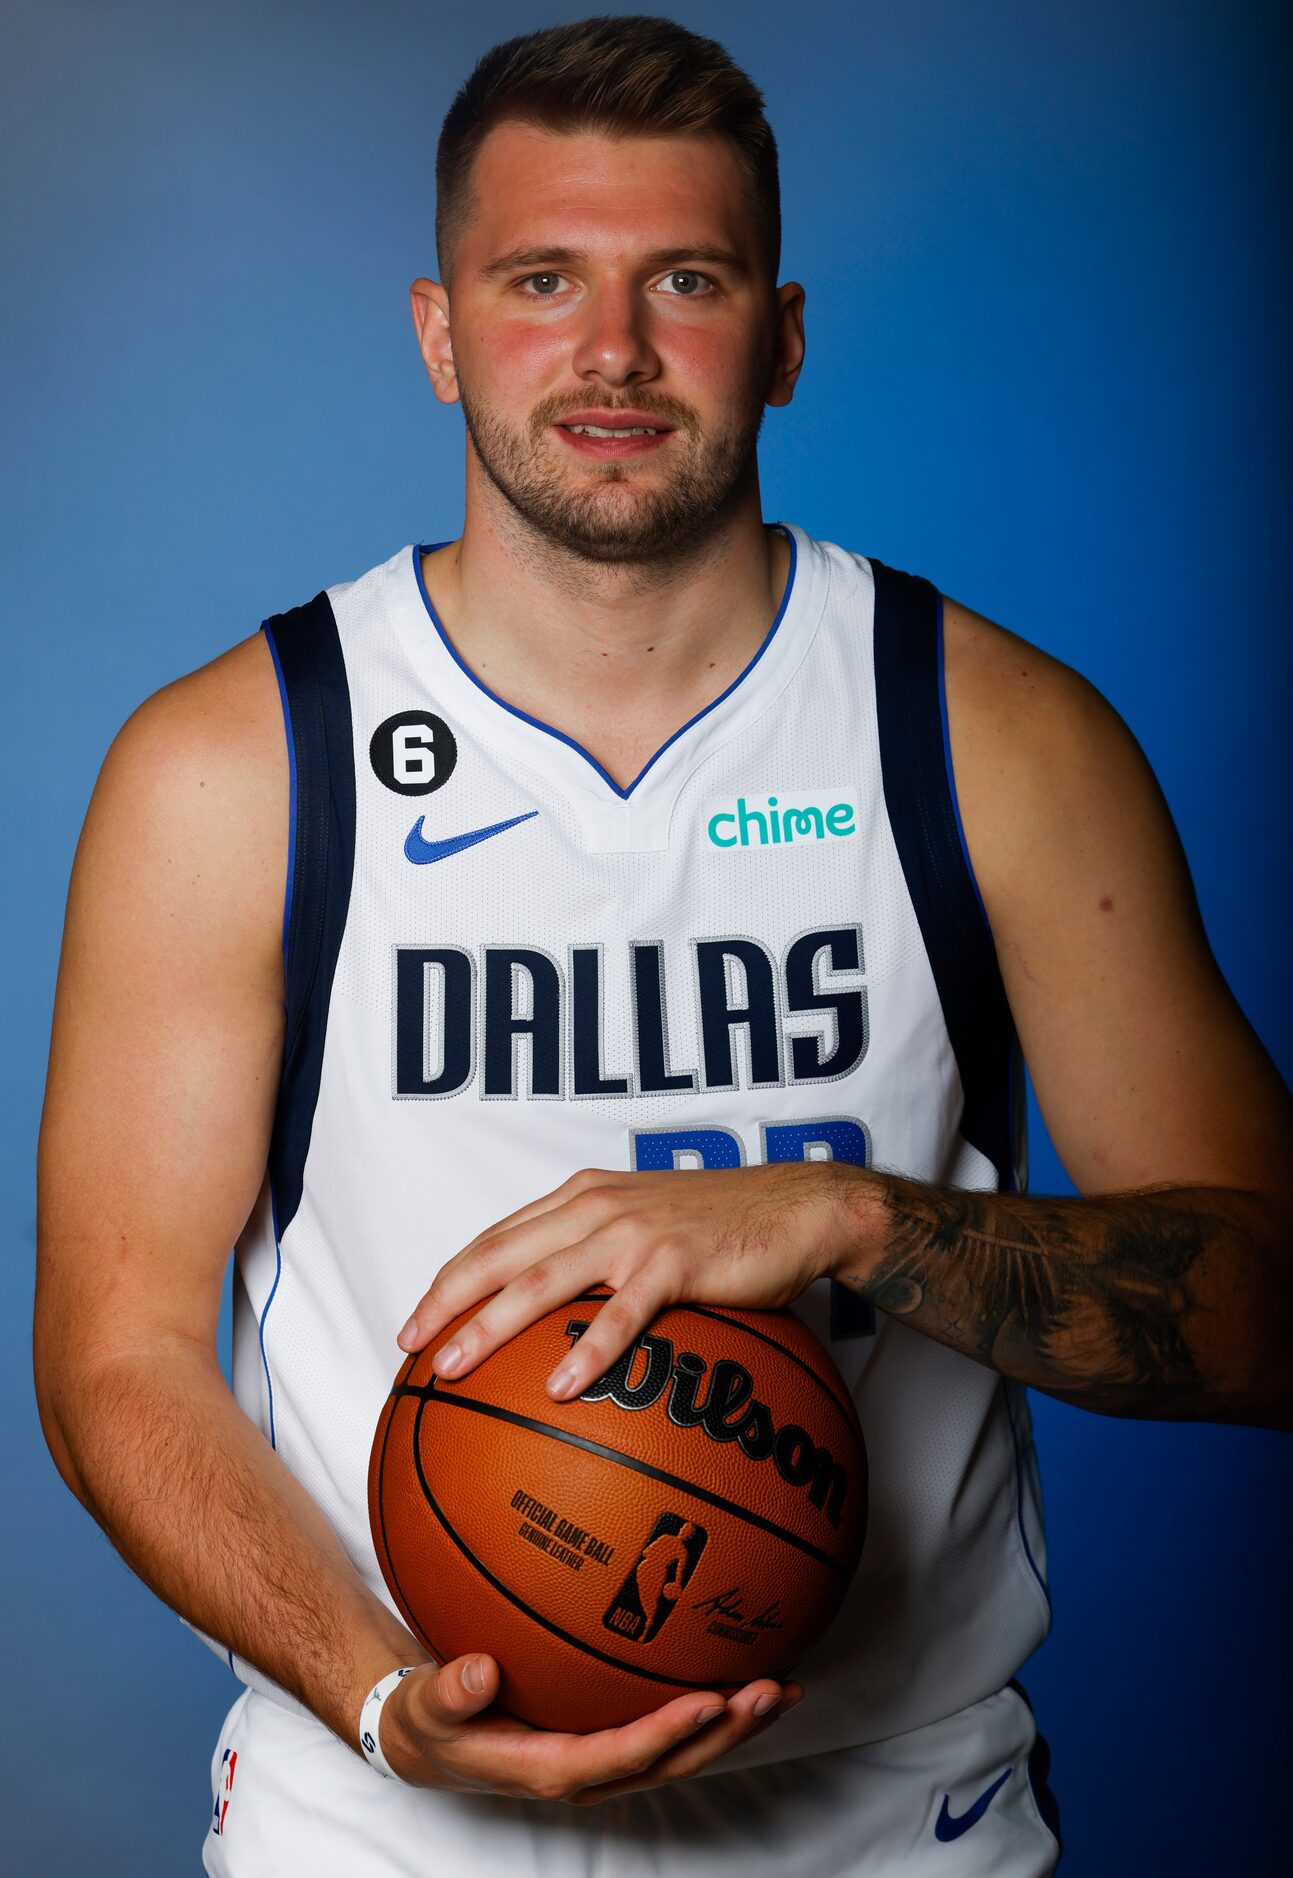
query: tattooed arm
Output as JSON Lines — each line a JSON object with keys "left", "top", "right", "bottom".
{"left": 833, "top": 1177, "right": 1290, "bottom": 1425}
{"left": 830, "top": 599, "right": 1293, "bottom": 1429}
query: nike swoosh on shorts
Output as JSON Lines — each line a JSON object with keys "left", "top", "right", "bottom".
{"left": 934, "top": 1768, "right": 1011, "bottom": 1842}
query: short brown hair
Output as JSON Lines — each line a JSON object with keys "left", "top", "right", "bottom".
{"left": 435, "top": 15, "right": 780, "bottom": 284}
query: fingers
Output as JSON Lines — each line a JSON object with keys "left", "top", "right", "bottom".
{"left": 402, "top": 1218, "right": 678, "bottom": 1397}
{"left": 431, "top": 1262, "right": 668, "bottom": 1401}
{"left": 428, "top": 1237, "right": 608, "bottom": 1381}
{"left": 514, "top": 1690, "right": 738, "bottom": 1800}
{"left": 380, "top": 1653, "right": 504, "bottom": 1782}
{"left": 542, "top": 1273, "right": 668, "bottom": 1400}
{"left": 391, "top": 1655, "right": 804, "bottom": 1806}
{"left": 567, "top": 1679, "right": 806, "bottom": 1804}
{"left": 456, "top": 1168, "right": 630, "bottom": 1243}
{"left": 426, "top": 1681, "right": 736, "bottom": 1802}
{"left": 398, "top": 1186, "right": 619, "bottom": 1358}
{"left": 436, "top": 1652, "right": 500, "bottom": 1716}
{"left": 401, "top": 1654, "right": 501, "bottom": 1740}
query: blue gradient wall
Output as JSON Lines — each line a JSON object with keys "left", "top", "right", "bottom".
{"left": 4, "top": 2, "right": 1288, "bottom": 1870}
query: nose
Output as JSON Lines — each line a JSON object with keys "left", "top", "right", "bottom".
{"left": 569, "top": 278, "right": 660, "bottom": 388}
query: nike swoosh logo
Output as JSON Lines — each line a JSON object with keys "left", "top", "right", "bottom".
{"left": 404, "top": 809, "right": 538, "bottom": 864}
{"left": 934, "top": 1769, "right": 1011, "bottom": 1842}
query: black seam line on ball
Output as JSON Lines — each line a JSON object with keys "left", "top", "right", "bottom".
{"left": 393, "top": 1380, "right": 848, "bottom": 1577}
{"left": 408, "top": 1396, "right": 780, "bottom": 1692}
{"left": 376, "top": 1385, "right": 448, "bottom": 1667}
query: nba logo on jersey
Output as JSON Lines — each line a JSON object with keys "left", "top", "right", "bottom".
{"left": 211, "top": 1748, "right": 237, "bottom": 1836}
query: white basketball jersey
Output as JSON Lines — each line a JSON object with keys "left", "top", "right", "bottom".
{"left": 204, "top": 523, "right": 1050, "bottom": 1774}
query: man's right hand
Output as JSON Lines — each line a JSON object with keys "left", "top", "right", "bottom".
{"left": 381, "top": 1652, "right": 804, "bottom": 1804}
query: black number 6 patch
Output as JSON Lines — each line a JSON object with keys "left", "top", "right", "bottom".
{"left": 369, "top": 711, "right": 458, "bottom": 796}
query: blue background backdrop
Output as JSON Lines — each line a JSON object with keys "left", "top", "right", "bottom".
{"left": 4, "top": 1, "right": 1289, "bottom": 1869}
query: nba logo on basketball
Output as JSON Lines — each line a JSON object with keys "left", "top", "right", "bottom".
{"left": 211, "top": 1748, "right": 237, "bottom": 1836}
{"left": 603, "top": 1513, "right": 708, "bottom": 1644}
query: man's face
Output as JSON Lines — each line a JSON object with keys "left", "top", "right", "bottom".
{"left": 420, "top": 123, "right": 801, "bottom": 563}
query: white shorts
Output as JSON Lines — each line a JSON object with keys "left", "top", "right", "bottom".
{"left": 203, "top": 1681, "right": 1060, "bottom": 1877}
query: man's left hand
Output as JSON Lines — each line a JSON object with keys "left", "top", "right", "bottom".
{"left": 397, "top": 1161, "right": 868, "bottom": 1400}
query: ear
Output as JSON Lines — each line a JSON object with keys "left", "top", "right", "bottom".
{"left": 765, "top": 281, "right": 806, "bottom": 409}
{"left": 410, "top": 277, "right": 458, "bottom": 405}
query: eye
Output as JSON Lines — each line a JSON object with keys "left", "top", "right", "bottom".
{"left": 654, "top": 271, "right": 713, "bottom": 297}
{"left": 517, "top": 272, "right": 572, "bottom": 297}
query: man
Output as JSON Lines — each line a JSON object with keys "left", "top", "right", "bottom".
{"left": 34, "top": 13, "right": 1290, "bottom": 1876}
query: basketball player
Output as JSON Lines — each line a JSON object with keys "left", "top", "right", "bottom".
{"left": 34, "top": 16, "right": 1291, "bottom": 1877}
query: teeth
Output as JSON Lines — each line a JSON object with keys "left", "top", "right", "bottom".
{"left": 567, "top": 424, "right": 658, "bottom": 437}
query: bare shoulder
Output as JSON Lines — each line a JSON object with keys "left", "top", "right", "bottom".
{"left": 938, "top": 593, "right": 1182, "bottom": 934}
{"left": 940, "top": 592, "right": 1144, "bottom": 805}
{"left": 97, "top": 630, "right": 284, "bottom": 799}
{"left": 71, "top": 631, "right": 288, "bottom": 964}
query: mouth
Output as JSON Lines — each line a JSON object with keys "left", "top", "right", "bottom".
{"left": 552, "top": 412, "right": 677, "bottom": 459}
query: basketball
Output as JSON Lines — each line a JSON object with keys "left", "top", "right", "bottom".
{"left": 369, "top": 1287, "right": 867, "bottom": 1733}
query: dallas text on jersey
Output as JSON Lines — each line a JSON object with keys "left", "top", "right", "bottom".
{"left": 394, "top": 927, "right": 867, "bottom": 1100}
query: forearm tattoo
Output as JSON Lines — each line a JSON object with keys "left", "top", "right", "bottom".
{"left": 837, "top": 1178, "right": 1288, "bottom": 1423}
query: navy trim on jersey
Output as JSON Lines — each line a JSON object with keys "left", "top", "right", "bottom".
{"left": 258, "top": 628, "right": 299, "bottom": 1447}
{"left": 870, "top": 556, "right": 1017, "bottom": 1183}
{"left": 263, "top": 625, "right": 298, "bottom": 967}
{"left": 1009, "top": 1678, "right": 1064, "bottom": 1856}
{"left": 872, "top": 564, "right": 1046, "bottom": 1607}
{"left": 411, "top": 526, "right": 799, "bottom": 800}
{"left": 262, "top": 596, "right": 357, "bottom": 1240}
{"left": 258, "top": 1190, "right": 286, "bottom": 1448}
{"left": 935, "top": 591, "right": 990, "bottom": 929}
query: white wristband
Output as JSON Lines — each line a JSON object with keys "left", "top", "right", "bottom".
{"left": 358, "top": 1666, "right": 418, "bottom": 1779}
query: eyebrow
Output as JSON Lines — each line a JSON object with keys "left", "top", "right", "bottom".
{"left": 477, "top": 244, "right": 750, "bottom": 281}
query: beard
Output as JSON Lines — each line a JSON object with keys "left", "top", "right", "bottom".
{"left": 456, "top": 374, "right": 768, "bottom": 566}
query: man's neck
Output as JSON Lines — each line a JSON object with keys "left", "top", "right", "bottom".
{"left": 419, "top": 475, "right": 790, "bottom": 790}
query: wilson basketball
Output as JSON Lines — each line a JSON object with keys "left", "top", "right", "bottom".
{"left": 368, "top": 1287, "right": 867, "bottom": 1732}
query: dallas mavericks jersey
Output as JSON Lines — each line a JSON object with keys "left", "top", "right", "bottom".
{"left": 210, "top": 523, "right": 1050, "bottom": 1772}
